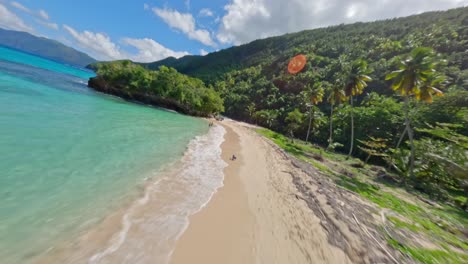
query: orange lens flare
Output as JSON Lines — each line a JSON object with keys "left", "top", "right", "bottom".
{"left": 288, "top": 54, "right": 307, "bottom": 74}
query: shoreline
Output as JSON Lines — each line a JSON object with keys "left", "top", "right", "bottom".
{"left": 170, "top": 121, "right": 255, "bottom": 263}
{"left": 32, "top": 123, "right": 227, "bottom": 264}
{"left": 33, "top": 119, "right": 361, "bottom": 264}
{"left": 170, "top": 120, "right": 351, "bottom": 264}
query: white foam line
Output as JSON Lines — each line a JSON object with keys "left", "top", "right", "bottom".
{"left": 88, "top": 189, "right": 151, "bottom": 264}
{"left": 88, "top": 124, "right": 227, "bottom": 264}
{"left": 166, "top": 124, "right": 227, "bottom": 261}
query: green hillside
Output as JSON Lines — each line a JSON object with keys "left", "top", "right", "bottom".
{"left": 94, "top": 7, "right": 467, "bottom": 210}
{"left": 0, "top": 28, "right": 96, "bottom": 67}
{"left": 142, "top": 7, "right": 467, "bottom": 86}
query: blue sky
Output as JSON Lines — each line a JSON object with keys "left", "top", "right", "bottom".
{"left": 1, "top": 0, "right": 467, "bottom": 62}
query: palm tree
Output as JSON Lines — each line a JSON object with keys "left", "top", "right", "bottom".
{"left": 304, "top": 83, "right": 325, "bottom": 143}
{"left": 286, "top": 109, "right": 304, "bottom": 143}
{"left": 246, "top": 103, "right": 256, "bottom": 122}
{"left": 344, "top": 59, "right": 372, "bottom": 157}
{"left": 327, "top": 83, "right": 346, "bottom": 149}
{"left": 416, "top": 73, "right": 445, "bottom": 103}
{"left": 385, "top": 47, "right": 442, "bottom": 180}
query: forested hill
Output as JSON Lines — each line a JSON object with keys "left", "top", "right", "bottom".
{"left": 142, "top": 7, "right": 467, "bottom": 85}
{"left": 137, "top": 6, "right": 467, "bottom": 211}
{"left": 0, "top": 28, "right": 96, "bottom": 67}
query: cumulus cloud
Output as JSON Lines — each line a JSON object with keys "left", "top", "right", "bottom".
{"left": 217, "top": 0, "right": 468, "bottom": 45}
{"left": 122, "top": 38, "right": 189, "bottom": 62}
{"left": 200, "top": 49, "right": 208, "bottom": 55}
{"left": 153, "top": 7, "right": 216, "bottom": 47}
{"left": 63, "top": 25, "right": 188, "bottom": 62}
{"left": 0, "top": 3, "right": 33, "bottom": 32}
{"left": 63, "top": 25, "right": 122, "bottom": 60}
{"left": 38, "top": 9, "right": 49, "bottom": 20}
{"left": 199, "top": 8, "right": 214, "bottom": 17}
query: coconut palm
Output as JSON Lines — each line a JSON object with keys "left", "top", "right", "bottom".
{"left": 246, "top": 103, "right": 256, "bottom": 122}
{"left": 385, "top": 47, "right": 443, "bottom": 179}
{"left": 416, "top": 73, "right": 445, "bottom": 103}
{"left": 327, "top": 83, "right": 346, "bottom": 149}
{"left": 304, "top": 83, "right": 325, "bottom": 143}
{"left": 344, "top": 59, "right": 372, "bottom": 157}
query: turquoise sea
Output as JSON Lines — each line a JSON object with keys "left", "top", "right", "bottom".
{"left": 0, "top": 47, "right": 211, "bottom": 263}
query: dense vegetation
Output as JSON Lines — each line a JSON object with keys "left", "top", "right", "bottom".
{"left": 205, "top": 7, "right": 467, "bottom": 207}
{"left": 0, "top": 28, "right": 96, "bottom": 67}
{"left": 89, "top": 61, "right": 223, "bottom": 116}
{"left": 142, "top": 7, "right": 468, "bottom": 86}
{"left": 96, "top": 7, "right": 467, "bottom": 208}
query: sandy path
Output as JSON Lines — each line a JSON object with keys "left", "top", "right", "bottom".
{"left": 171, "top": 120, "right": 351, "bottom": 263}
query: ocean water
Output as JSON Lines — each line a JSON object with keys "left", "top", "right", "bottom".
{"left": 0, "top": 47, "right": 222, "bottom": 263}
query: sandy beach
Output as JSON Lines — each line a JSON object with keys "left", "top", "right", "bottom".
{"left": 171, "top": 120, "right": 352, "bottom": 264}
{"left": 33, "top": 119, "right": 399, "bottom": 264}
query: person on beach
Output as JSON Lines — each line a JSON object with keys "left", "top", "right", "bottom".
{"left": 231, "top": 154, "right": 237, "bottom": 161}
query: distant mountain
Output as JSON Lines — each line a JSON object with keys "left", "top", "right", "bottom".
{"left": 0, "top": 28, "right": 96, "bottom": 67}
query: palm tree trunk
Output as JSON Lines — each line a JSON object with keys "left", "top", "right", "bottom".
{"left": 310, "top": 108, "right": 316, "bottom": 141}
{"left": 328, "top": 104, "right": 334, "bottom": 148}
{"left": 305, "top": 106, "right": 312, "bottom": 143}
{"left": 396, "top": 126, "right": 408, "bottom": 149}
{"left": 365, "top": 154, "right": 371, "bottom": 163}
{"left": 407, "top": 121, "right": 415, "bottom": 181}
{"left": 404, "top": 96, "right": 415, "bottom": 180}
{"left": 348, "top": 96, "right": 354, "bottom": 157}
{"left": 387, "top": 126, "right": 409, "bottom": 170}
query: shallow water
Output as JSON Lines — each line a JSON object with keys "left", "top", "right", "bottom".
{"left": 0, "top": 47, "right": 211, "bottom": 263}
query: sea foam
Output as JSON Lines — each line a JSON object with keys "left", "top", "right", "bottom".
{"left": 88, "top": 125, "right": 227, "bottom": 264}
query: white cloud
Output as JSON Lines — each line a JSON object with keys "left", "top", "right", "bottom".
{"left": 0, "top": 3, "right": 33, "bottom": 32}
{"left": 153, "top": 7, "right": 216, "bottom": 47}
{"left": 38, "top": 9, "right": 49, "bottom": 20}
{"left": 199, "top": 8, "right": 214, "bottom": 17}
{"left": 217, "top": 0, "right": 468, "bottom": 45}
{"left": 200, "top": 49, "right": 208, "bottom": 56}
{"left": 122, "top": 38, "right": 189, "bottom": 62}
{"left": 63, "top": 25, "right": 188, "bottom": 62}
{"left": 10, "top": 1, "right": 31, "bottom": 13}
{"left": 36, "top": 19, "right": 58, "bottom": 30}
{"left": 9, "top": 1, "right": 56, "bottom": 31}
{"left": 63, "top": 25, "right": 123, "bottom": 61}
{"left": 10, "top": 1, "right": 51, "bottom": 20}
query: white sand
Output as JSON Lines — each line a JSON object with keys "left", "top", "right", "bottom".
{"left": 171, "top": 120, "right": 351, "bottom": 264}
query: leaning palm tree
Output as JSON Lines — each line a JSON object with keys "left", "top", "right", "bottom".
{"left": 344, "top": 59, "right": 372, "bottom": 157}
{"left": 385, "top": 47, "right": 442, "bottom": 180}
{"left": 304, "top": 83, "right": 325, "bottom": 143}
{"left": 327, "top": 83, "right": 346, "bottom": 149}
